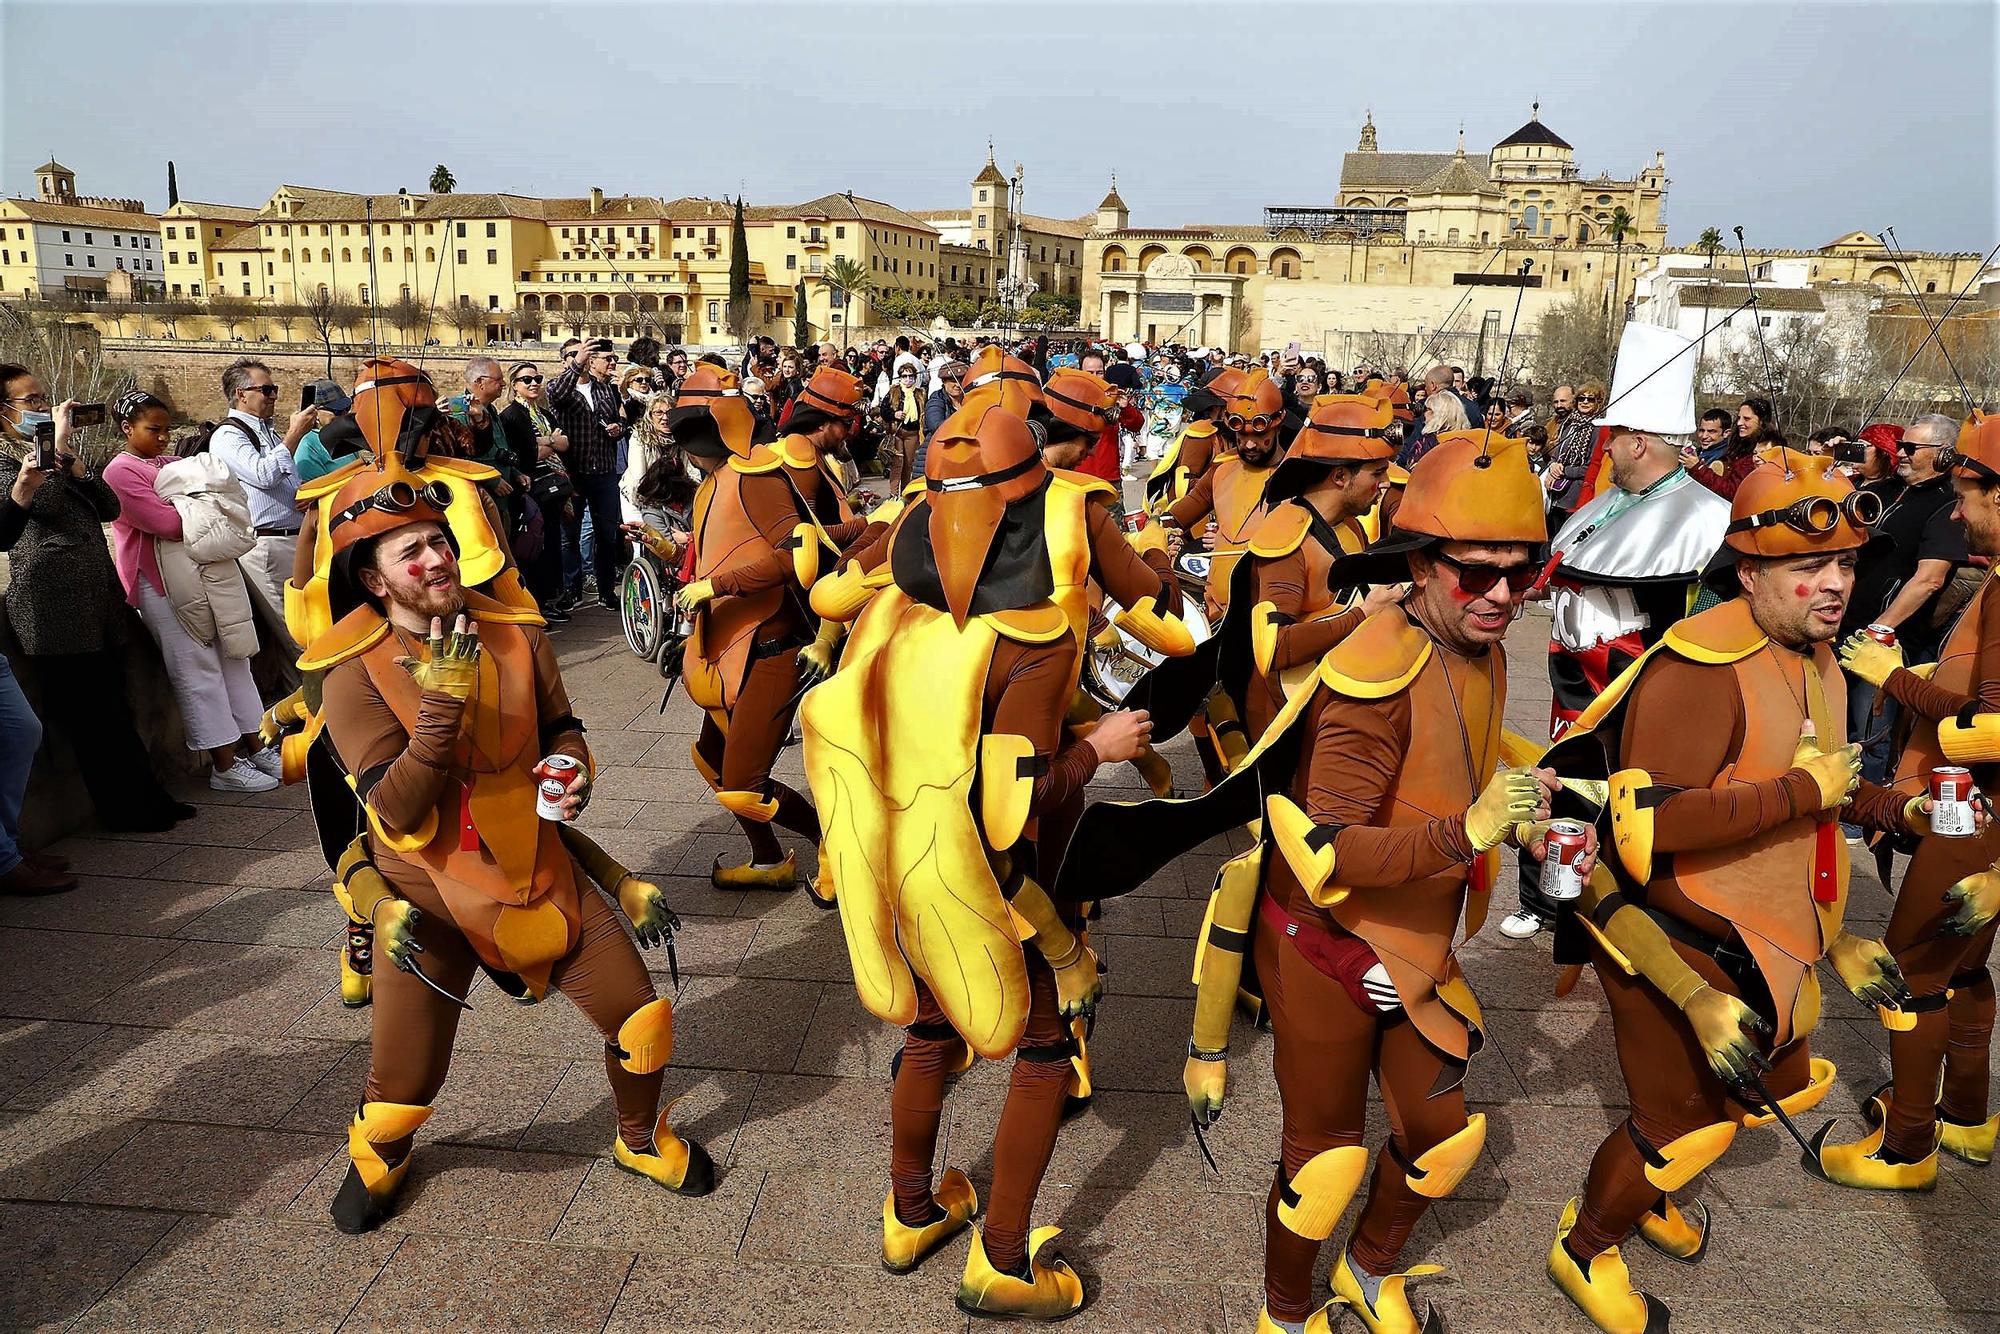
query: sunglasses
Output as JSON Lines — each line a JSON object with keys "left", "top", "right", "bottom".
{"left": 513, "top": 375, "right": 543, "bottom": 385}
{"left": 243, "top": 384, "right": 280, "bottom": 397}
{"left": 1225, "top": 412, "right": 1281, "bottom": 433}
{"left": 1575, "top": 394, "right": 1601, "bottom": 404}
{"left": 1433, "top": 553, "right": 1536, "bottom": 596}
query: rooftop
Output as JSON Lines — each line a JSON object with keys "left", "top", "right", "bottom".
{"left": 1496, "top": 104, "right": 1573, "bottom": 151}
{"left": 1679, "top": 282, "right": 1824, "bottom": 311}
{"left": 1339, "top": 151, "right": 1490, "bottom": 191}
{"left": 1, "top": 197, "right": 158, "bottom": 227}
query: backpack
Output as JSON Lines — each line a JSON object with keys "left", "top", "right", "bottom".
{"left": 176, "top": 418, "right": 261, "bottom": 459}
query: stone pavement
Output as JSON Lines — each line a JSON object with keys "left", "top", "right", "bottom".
{"left": 1, "top": 607, "right": 1995, "bottom": 1334}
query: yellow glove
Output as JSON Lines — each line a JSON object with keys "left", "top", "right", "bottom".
{"left": 1009, "top": 876, "right": 1101, "bottom": 1019}
{"left": 636, "top": 525, "right": 680, "bottom": 563}
{"left": 1826, "top": 930, "right": 1912, "bottom": 1008}
{"left": 258, "top": 687, "right": 311, "bottom": 748}
{"left": 1837, "top": 631, "right": 1903, "bottom": 687}
{"left": 675, "top": 578, "right": 715, "bottom": 614}
{"left": 1790, "top": 730, "right": 1861, "bottom": 811}
{"left": 1942, "top": 865, "right": 2000, "bottom": 937}
{"left": 1682, "top": 984, "right": 1770, "bottom": 1083}
{"left": 1465, "top": 767, "right": 1546, "bottom": 852}
{"left": 373, "top": 898, "right": 424, "bottom": 971}
{"left": 1902, "top": 794, "right": 1932, "bottom": 839}
{"left": 1183, "top": 1046, "right": 1228, "bottom": 1127}
{"left": 396, "top": 617, "right": 481, "bottom": 702}
{"left": 617, "top": 875, "right": 680, "bottom": 950}
{"left": 796, "top": 620, "right": 842, "bottom": 688}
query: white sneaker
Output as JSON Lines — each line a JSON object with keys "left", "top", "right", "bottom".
{"left": 246, "top": 746, "right": 283, "bottom": 779}
{"left": 211, "top": 758, "right": 279, "bottom": 793}
{"left": 1498, "top": 910, "right": 1545, "bottom": 940}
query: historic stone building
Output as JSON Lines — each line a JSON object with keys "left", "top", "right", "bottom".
{"left": 913, "top": 148, "right": 1093, "bottom": 313}
{"left": 0, "top": 161, "right": 161, "bottom": 302}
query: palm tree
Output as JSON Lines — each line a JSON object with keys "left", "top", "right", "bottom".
{"left": 818, "top": 256, "right": 873, "bottom": 350}
{"left": 1606, "top": 206, "right": 1635, "bottom": 340}
{"left": 1696, "top": 226, "right": 1724, "bottom": 393}
{"left": 429, "top": 164, "right": 456, "bottom": 195}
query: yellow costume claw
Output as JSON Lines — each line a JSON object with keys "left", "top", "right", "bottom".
{"left": 1113, "top": 593, "right": 1196, "bottom": 657}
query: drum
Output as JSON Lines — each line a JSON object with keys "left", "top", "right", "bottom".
{"left": 1085, "top": 586, "right": 1212, "bottom": 706}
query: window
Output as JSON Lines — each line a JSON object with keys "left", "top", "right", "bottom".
{"left": 707, "top": 300, "right": 719, "bottom": 321}
{"left": 169, "top": 252, "right": 179, "bottom": 264}
{"left": 486, "top": 250, "right": 497, "bottom": 264}
{"left": 425, "top": 247, "right": 435, "bottom": 263}
{"left": 458, "top": 294, "right": 470, "bottom": 308}
{"left": 456, "top": 223, "right": 466, "bottom": 238}
{"left": 165, "top": 226, "right": 176, "bottom": 240}
{"left": 707, "top": 227, "right": 717, "bottom": 244}
{"left": 359, "top": 285, "right": 369, "bottom": 303}
{"left": 191, "top": 282, "right": 201, "bottom": 295}
{"left": 485, "top": 222, "right": 496, "bottom": 238}
{"left": 240, "top": 261, "right": 251, "bottom": 275}
{"left": 242, "top": 283, "right": 250, "bottom": 295}
{"left": 976, "top": 214, "right": 986, "bottom": 228}
{"left": 488, "top": 294, "right": 500, "bottom": 310}
{"left": 341, "top": 248, "right": 351, "bottom": 262}
{"left": 1446, "top": 228, "right": 1460, "bottom": 244}
{"left": 85, "top": 233, "right": 95, "bottom": 244}
{"left": 116, "top": 258, "right": 124, "bottom": 270}
{"left": 835, "top": 225, "right": 845, "bottom": 239}
{"left": 457, "top": 250, "right": 467, "bottom": 265}
{"left": 786, "top": 254, "right": 796, "bottom": 270}
{"left": 266, "top": 263, "right": 274, "bottom": 275}
{"left": 322, "top": 249, "right": 331, "bottom": 263}
{"left": 61, "top": 231, "right": 70, "bottom": 242}
{"left": 215, "top": 260, "right": 223, "bottom": 275}
{"left": 114, "top": 235, "right": 122, "bottom": 247}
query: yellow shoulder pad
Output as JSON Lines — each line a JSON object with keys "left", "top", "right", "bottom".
{"left": 1113, "top": 594, "right": 1196, "bottom": 657}
{"left": 777, "top": 434, "right": 817, "bottom": 470}
{"left": 1316, "top": 609, "right": 1431, "bottom": 700}
{"left": 1939, "top": 712, "right": 2000, "bottom": 764}
{"left": 982, "top": 602, "right": 1072, "bottom": 644}
{"left": 867, "top": 496, "right": 907, "bottom": 529}
{"left": 1248, "top": 503, "right": 1312, "bottom": 559}
{"left": 1250, "top": 600, "right": 1284, "bottom": 677}
{"left": 1049, "top": 469, "right": 1119, "bottom": 503}
{"left": 462, "top": 587, "right": 547, "bottom": 627}
{"left": 1267, "top": 794, "right": 1343, "bottom": 907}
{"left": 1387, "top": 462, "right": 1410, "bottom": 485}
{"left": 295, "top": 457, "right": 369, "bottom": 503}
{"left": 980, "top": 734, "right": 1037, "bottom": 850}
{"left": 731, "top": 446, "right": 786, "bottom": 475}
{"left": 1662, "top": 599, "right": 1768, "bottom": 664}
{"left": 345, "top": 773, "right": 438, "bottom": 853}
{"left": 1608, "top": 768, "right": 1659, "bottom": 884}
{"left": 1498, "top": 728, "right": 1546, "bottom": 768}
{"left": 299, "top": 605, "right": 392, "bottom": 673}
{"left": 810, "top": 561, "right": 875, "bottom": 623}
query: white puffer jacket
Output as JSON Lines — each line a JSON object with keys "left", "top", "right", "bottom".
{"left": 154, "top": 454, "right": 260, "bottom": 658}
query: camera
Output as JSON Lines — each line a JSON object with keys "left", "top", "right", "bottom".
{"left": 1832, "top": 441, "right": 1867, "bottom": 465}
{"left": 69, "top": 403, "right": 106, "bottom": 429}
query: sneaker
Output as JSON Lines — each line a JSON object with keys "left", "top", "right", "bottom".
{"left": 246, "top": 746, "right": 284, "bottom": 779}
{"left": 541, "top": 604, "right": 571, "bottom": 625}
{"left": 211, "top": 758, "right": 279, "bottom": 793}
{"left": 1498, "top": 910, "right": 1546, "bottom": 940}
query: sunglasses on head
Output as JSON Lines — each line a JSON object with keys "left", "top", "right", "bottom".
{"left": 1433, "top": 552, "right": 1536, "bottom": 596}
{"left": 1225, "top": 411, "right": 1281, "bottom": 433}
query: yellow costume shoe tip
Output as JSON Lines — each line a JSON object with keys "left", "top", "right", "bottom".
{"left": 1256, "top": 1301, "right": 1336, "bottom": 1334}
{"left": 882, "top": 1167, "right": 979, "bottom": 1274}
{"left": 1636, "top": 1195, "right": 1708, "bottom": 1265}
{"left": 612, "top": 1124, "right": 717, "bottom": 1198}
{"left": 954, "top": 1225, "right": 1086, "bottom": 1321}
{"left": 338, "top": 952, "right": 372, "bottom": 1009}
{"left": 1811, "top": 1120, "right": 1939, "bottom": 1190}
{"left": 1940, "top": 1109, "right": 1997, "bottom": 1165}
{"left": 1330, "top": 1250, "right": 1447, "bottom": 1334}
{"left": 1546, "top": 1199, "right": 1668, "bottom": 1334}
{"left": 806, "top": 856, "right": 839, "bottom": 911}
{"left": 710, "top": 851, "right": 797, "bottom": 891}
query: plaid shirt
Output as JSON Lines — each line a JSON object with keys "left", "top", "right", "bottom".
{"left": 546, "top": 363, "right": 621, "bottom": 476}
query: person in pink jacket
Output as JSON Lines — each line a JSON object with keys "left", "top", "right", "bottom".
{"left": 101, "top": 391, "right": 279, "bottom": 793}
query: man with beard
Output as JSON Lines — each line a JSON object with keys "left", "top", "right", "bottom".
{"left": 1538, "top": 454, "right": 1922, "bottom": 1334}
{"left": 311, "top": 464, "right": 711, "bottom": 1235}
{"left": 1503, "top": 326, "right": 1731, "bottom": 941}
{"left": 1819, "top": 411, "right": 2000, "bottom": 1186}
{"left": 675, "top": 365, "right": 869, "bottom": 898}
{"left": 1054, "top": 431, "right": 1561, "bottom": 1334}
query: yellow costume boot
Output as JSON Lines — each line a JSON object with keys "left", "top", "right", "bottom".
{"left": 1813, "top": 1120, "right": 1939, "bottom": 1191}
{"left": 710, "top": 849, "right": 797, "bottom": 891}
{"left": 612, "top": 1105, "right": 717, "bottom": 1197}
{"left": 1864, "top": 1079, "right": 1997, "bottom": 1166}
{"left": 1255, "top": 1301, "right": 1336, "bottom": 1333}
{"left": 1330, "top": 1249, "right": 1446, "bottom": 1334}
{"left": 331, "top": 1101, "right": 431, "bottom": 1234}
{"left": 882, "top": 1167, "right": 978, "bottom": 1273}
{"left": 1546, "top": 1198, "right": 1667, "bottom": 1334}
{"left": 955, "top": 1225, "right": 1085, "bottom": 1321}
{"left": 1635, "top": 1194, "right": 1708, "bottom": 1263}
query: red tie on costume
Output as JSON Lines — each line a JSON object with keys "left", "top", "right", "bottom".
{"left": 1812, "top": 820, "right": 1837, "bottom": 903}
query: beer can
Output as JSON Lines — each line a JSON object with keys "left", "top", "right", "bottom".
{"left": 533, "top": 754, "right": 581, "bottom": 821}
{"left": 1540, "top": 820, "right": 1591, "bottom": 901}
{"left": 1929, "top": 766, "right": 1978, "bottom": 838}
{"left": 1862, "top": 623, "right": 1898, "bottom": 647}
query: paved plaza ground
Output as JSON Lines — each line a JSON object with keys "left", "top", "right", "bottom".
{"left": 1, "top": 607, "right": 1995, "bottom": 1333}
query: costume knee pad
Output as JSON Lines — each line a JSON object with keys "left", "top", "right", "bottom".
{"left": 1275, "top": 1145, "right": 1370, "bottom": 1241}
{"left": 1736, "top": 1056, "right": 1835, "bottom": 1128}
{"left": 612, "top": 997, "right": 675, "bottom": 1074}
{"left": 717, "top": 788, "right": 779, "bottom": 822}
{"left": 1627, "top": 1116, "right": 1736, "bottom": 1192}
{"left": 1391, "top": 1112, "right": 1486, "bottom": 1199}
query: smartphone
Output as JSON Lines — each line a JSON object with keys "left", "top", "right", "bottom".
{"left": 1832, "top": 441, "right": 1866, "bottom": 465}
{"left": 68, "top": 402, "right": 106, "bottom": 429}
{"left": 31, "top": 420, "right": 57, "bottom": 471}
{"left": 301, "top": 384, "right": 318, "bottom": 413}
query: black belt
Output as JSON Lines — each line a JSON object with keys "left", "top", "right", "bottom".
{"left": 751, "top": 632, "right": 810, "bottom": 659}
{"left": 255, "top": 525, "right": 301, "bottom": 538}
{"left": 1642, "top": 905, "right": 1776, "bottom": 1024}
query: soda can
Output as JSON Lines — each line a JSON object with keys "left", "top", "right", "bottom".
{"left": 1861, "top": 623, "right": 1898, "bottom": 647}
{"left": 533, "top": 754, "right": 581, "bottom": 822}
{"left": 1540, "top": 820, "right": 1591, "bottom": 901}
{"left": 1929, "top": 766, "right": 1978, "bottom": 838}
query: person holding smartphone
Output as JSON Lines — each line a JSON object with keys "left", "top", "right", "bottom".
{"left": 0, "top": 369, "right": 193, "bottom": 845}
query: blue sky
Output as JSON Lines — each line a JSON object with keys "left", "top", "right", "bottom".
{"left": 3, "top": 1, "right": 1993, "bottom": 252}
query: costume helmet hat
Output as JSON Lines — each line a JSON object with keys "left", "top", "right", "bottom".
{"left": 795, "top": 365, "right": 866, "bottom": 420}
{"left": 667, "top": 362, "right": 756, "bottom": 460}
{"left": 330, "top": 358, "right": 455, "bottom": 560}
{"left": 1329, "top": 428, "right": 1547, "bottom": 586}
{"left": 1038, "top": 366, "right": 1116, "bottom": 442}
{"left": 924, "top": 403, "right": 1049, "bottom": 627}
{"left": 1362, "top": 377, "right": 1415, "bottom": 423}
{"left": 1217, "top": 367, "right": 1284, "bottom": 425}
{"left": 1723, "top": 451, "right": 1874, "bottom": 557}
{"left": 1264, "top": 393, "right": 1397, "bottom": 503}
{"left": 961, "top": 345, "right": 1045, "bottom": 419}
{"left": 1951, "top": 410, "right": 1999, "bottom": 482}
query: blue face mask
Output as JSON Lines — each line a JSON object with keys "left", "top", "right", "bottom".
{"left": 13, "top": 410, "right": 52, "bottom": 435}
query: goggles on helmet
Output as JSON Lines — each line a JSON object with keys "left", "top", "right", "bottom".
{"left": 332, "top": 478, "right": 453, "bottom": 532}
{"left": 1725, "top": 489, "right": 1882, "bottom": 539}
{"left": 1225, "top": 411, "right": 1282, "bottom": 434}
